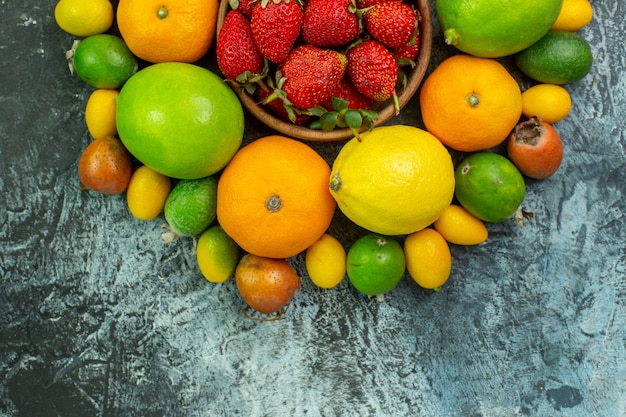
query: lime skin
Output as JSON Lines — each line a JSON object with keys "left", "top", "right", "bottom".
{"left": 116, "top": 62, "right": 244, "bottom": 180}
{"left": 436, "top": 0, "right": 563, "bottom": 58}
{"left": 515, "top": 30, "right": 594, "bottom": 85}
{"left": 454, "top": 152, "right": 526, "bottom": 223}
{"left": 347, "top": 234, "right": 406, "bottom": 296}
{"left": 164, "top": 176, "right": 218, "bottom": 237}
{"left": 72, "top": 34, "right": 138, "bottom": 89}
{"left": 197, "top": 225, "right": 241, "bottom": 283}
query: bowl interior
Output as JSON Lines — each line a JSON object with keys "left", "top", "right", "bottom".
{"left": 216, "top": 0, "right": 432, "bottom": 142}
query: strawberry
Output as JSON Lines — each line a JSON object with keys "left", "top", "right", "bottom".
{"left": 322, "top": 77, "right": 373, "bottom": 111}
{"left": 355, "top": 0, "right": 400, "bottom": 8}
{"left": 278, "top": 44, "right": 347, "bottom": 110}
{"left": 302, "top": 0, "right": 361, "bottom": 47}
{"left": 229, "top": 0, "right": 257, "bottom": 16}
{"left": 364, "top": 1, "right": 418, "bottom": 49}
{"left": 347, "top": 40, "right": 398, "bottom": 104}
{"left": 216, "top": 10, "right": 265, "bottom": 82}
{"left": 251, "top": 0, "right": 304, "bottom": 64}
{"left": 393, "top": 39, "right": 420, "bottom": 66}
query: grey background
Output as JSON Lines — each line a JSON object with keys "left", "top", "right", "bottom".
{"left": 1, "top": 1, "right": 625, "bottom": 416}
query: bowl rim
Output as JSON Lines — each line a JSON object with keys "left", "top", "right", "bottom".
{"left": 216, "top": 0, "right": 432, "bottom": 142}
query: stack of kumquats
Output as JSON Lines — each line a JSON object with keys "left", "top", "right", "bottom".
{"left": 54, "top": 0, "right": 594, "bottom": 318}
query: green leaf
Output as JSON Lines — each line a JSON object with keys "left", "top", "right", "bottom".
{"left": 331, "top": 97, "right": 349, "bottom": 112}
{"left": 344, "top": 110, "right": 363, "bottom": 129}
{"left": 308, "top": 105, "right": 328, "bottom": 117}
{"left": 361, "top": 110, "right": 379, "bottom": 121}
{"left": 320, "top": 112, "right": 339, "bottom": 131}
{"left": 243, "top": 83, "right": 257, "bottom": 95}
{"left": 309, "top": 120, "right": 322, "bottom": 130}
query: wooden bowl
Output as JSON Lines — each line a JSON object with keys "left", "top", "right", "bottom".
{"left": 216, "top": 0, "right": 432, "bottom": 142}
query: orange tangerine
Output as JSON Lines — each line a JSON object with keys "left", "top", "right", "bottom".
{"left": 420, "top": 54, "right": 522, "bottom": 152}
{"left": 117, "top": 0, "right": 219, "bottom": 63}
{"left": 217, "top": 136, "right": 336, "bottom": 259}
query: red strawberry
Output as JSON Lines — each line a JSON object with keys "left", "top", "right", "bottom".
{"left": 355, "top": 0, "right": 400, "bottom": 8}
{"left": 347, "top": 39, "right": 398, "bottom": 103}
{"left": 365, "top": 1, "right": 418, "bottom": 49}
{"left": 251, "top": 0, "right": 304, "bottom": 64}
{"left": 216, "top": 10, "right": 265, "bottom": 82}
{"left": 279, "top": 44, "right": 347, "bottom": 110}
{"left": 229, "top": 0, "right": 257, "bottom": 16}
{"left": 322, "top": 77, "right": 373, "bottom": 111}
{"left": 393, "top": 39, "right": 420, "bottom": 66}
{"left": 302, "top": 0, "right": 361, "bottom": 47}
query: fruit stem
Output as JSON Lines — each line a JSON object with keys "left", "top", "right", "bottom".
{"left": 265, "top": 194, "right": 283, "bottom": 212}
{"left": 512, "top": 116, "right": 544, "bottom": 146}
{"left": 392, "top": 91, "right": 400, "bottom": 116}
{"left": 443, "top": 28, "right": 460, "bottom": 46}
{"left": 467, "top": 92, "right": 479, "bottom": 107}
{"left": 157, "top": 7, "right": 168, "bottom": 19}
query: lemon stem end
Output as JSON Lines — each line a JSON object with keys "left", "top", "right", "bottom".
{"left": 329, "top": 173, "right": 342, "bottom": 193}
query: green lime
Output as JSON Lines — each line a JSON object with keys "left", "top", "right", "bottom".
{"left": 196, "top": 226, "right": 240, "bottom": 283}
{"left": 454, "top": 152, "right": 526, "bottom": 223}
{"left": 515, "top": 30, "right": 593, "bottom": 85}
{"left": 116, "top": 62, "right": 244, "bottom": 180}
{"left": 164, "top": 176, "right": 218, "bottom": 238}
{"left": 72, "top": 34, "right": 138, "bottom": 89}
{"left": 436, "top": 0, "right": 562, "bottom": 58}
{"left": 347, "top": 234, "right": 406, "bottom": 296}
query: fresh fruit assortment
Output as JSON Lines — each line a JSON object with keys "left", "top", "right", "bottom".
{"left": 55, "top": 0, "right": 595, "bottom": 318}
{"left": 216, "top": 0, "right": 425, "bottom": 135}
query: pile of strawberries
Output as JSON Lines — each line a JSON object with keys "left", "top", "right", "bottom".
{"left": 216, "top": 0, "right": 422, "bottom": 133}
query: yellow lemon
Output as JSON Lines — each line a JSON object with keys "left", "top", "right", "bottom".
{"left": 433, "top": 204, "right": 488, "bottom": 245}
{"left": 551, "top": 0, "right": 593, "bottom": 31}
{"left": 126, "top": 165, "right": 172, "bottom": 221}
{"left": 85, "top": 89, "right": 118, "bottom": 139}
{"left": 54, "top": 0, "right": 114, "bottom": 37}
{"left": 196, "top": 226, "right": 240, "bottom": 283}
{"left": 521, "top": 84, "right": 572, "bottom": 123}
{"left": 403, "top": 228, "right": 451, "bottom": 290}
{"left": 329, "top": 125, "right": 455, "bottom": 235}
{"left": 305, "top": 234, "right": 346, "bottom": 289}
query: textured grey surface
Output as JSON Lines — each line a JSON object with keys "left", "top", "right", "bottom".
{"left": 1, "top": 1, "right": 625, "bottom": 416}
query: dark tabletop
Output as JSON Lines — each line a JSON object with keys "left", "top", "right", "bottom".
{"left": 1, "top": 1, "right": 625, "bottom": 416}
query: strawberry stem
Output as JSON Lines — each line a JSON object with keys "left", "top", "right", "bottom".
{"left": 392, "top": 92, "right": 400, "bottom": 115}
